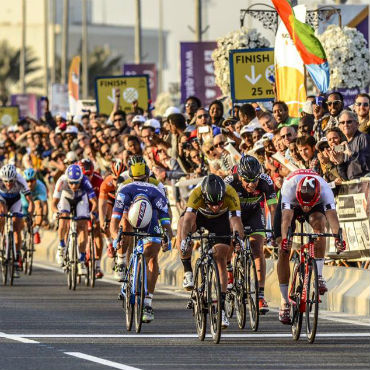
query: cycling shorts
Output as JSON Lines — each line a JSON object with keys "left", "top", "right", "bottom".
{"left": 274, "top": 196, "right": 325, "bottom": 239}
{"left": 195, "top": 211, "right": 231, "bottom": 245}
{"left": 57, "top": 191, "right": 90, "bottom": 219}
{"left": 0, "top": 194, "right": 22, "bottom": 214}
{"left": 241, "top": 208, "right": 265, "bottom": 236}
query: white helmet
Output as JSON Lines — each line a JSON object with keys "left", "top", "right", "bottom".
{"left": 0, "top": 164, "right": 17, "bottom": 181}
{"left": 128, "top": 196, "right": 153, "bottom": 229}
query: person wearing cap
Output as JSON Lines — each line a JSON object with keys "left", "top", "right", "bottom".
{"left": 239, "top": 103, "right": 263, "bottom": 131}
{"left": 131, "top": 115, "right": 146, "bottom": 137}
{"left": 64, "top": 151, "right": 79, "bottom": 165}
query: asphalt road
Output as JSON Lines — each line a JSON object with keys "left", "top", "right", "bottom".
{"left": 0, "top": 264, "right": 369, "bottom": 370}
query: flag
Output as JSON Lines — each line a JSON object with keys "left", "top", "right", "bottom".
{"left": 68, "top": 56, "right": 81, "bottom": 115}
{"left": 272, "top": 0, "right": 330, "bottom": 93}
{"left": 275, "top": 5, "right": 307, "bottom": 117}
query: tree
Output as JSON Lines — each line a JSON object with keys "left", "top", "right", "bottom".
{"left": 0, "top": 40, "right": 42, "bottom": 105}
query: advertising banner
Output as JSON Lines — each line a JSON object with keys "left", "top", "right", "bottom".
{"left": 180, "top": 42, "right": 222, "bottom": 107}
{"left": 123, "top": 63, "right": 157, "bottom": 102}
{"left": 68, "top": 56, "right": 81, "bottom": 115}
{"left": 95, "top": 75, "right": 149, "bottom": 115}
{"left": 0, "top": 106, "right": 19, "bottom": 126}
{"left": 51, "top": 83, "right": 69, "bottom": 117}
{"left": 10, "top": 94, "right": 39, "bottom": 119}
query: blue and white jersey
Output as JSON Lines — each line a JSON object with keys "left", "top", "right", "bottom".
{"left": 53, "top": 174, "right": 96, "bottom": 200}
{"left": 112, "top": 181, "right": 170, "bottom": 226}
{"left": 21, "top": 179, "right": 47, "bottom": 209}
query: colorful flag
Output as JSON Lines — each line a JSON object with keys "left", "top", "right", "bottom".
{"left": 275, "top": 5, "right": 307, "bottom": 117}
{"left": 68, "top": 56, "right": 81, "bottom": 115}
{"left": 272, "top": 0, "right": 330, "bottom": 93}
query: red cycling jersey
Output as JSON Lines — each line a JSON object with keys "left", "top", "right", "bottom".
{"left": 89, "top": 172, "right": 103, "bottom": 197}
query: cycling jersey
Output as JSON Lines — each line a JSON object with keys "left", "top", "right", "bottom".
{"left": 185, "top": 184, "right": 241, "bottom": 219}
{"left": 118, "top": 176, "right": 166, "bottom": 197}
{"left": 0, "top": 173, "right": 31, "bottom": 199}
{"left": 112, "top": 181, "right": 170, "bottom": 226}
{"left": 224, "top": 173, "right": 277, "bottom": 212}
{"left": 99, "top": 175, "right": 116, "bottom": 202}
{"left": 53, "top": 174, "right": 96, "bottom": 200}
{"left": 89, "top": 172, "right": 103, "bottom": 197}
{"left": 280, "top": 169, "right": 335, "bottom": 211}
{"left": 21, "top": 179, "right": 47, "bottom": 210}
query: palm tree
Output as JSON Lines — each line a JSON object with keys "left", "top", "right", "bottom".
{"left": 0, "top": 40, "right": 42, "bottom": 105}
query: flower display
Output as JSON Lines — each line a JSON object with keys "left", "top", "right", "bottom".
{"left": 212, "top": 27, "right": 270, "bottom": 96}
{"left": 318, "top": 25, "right": 370, "bottom": 89}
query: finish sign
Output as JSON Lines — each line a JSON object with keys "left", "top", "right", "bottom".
{"left": 229, "top": 48, "right": 275, "bottom": 103}
{"left": 95, "top": 75, "right": 150, "bottom": 115}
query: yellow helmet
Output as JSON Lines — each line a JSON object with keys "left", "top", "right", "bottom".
{"left": 128, "top": 155, "right": 149, "bottom": 179}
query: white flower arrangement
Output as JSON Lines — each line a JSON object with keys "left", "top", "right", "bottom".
{"left": 212, "top": 27, "right": 270, "bottom": 96}
{"left": 318, "top": 25, "right": 370, "bottom": 89}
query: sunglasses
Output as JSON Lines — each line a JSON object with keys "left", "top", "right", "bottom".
{"left": 157, "top": 149, "right": 167, "bottom": 154}
{"left": 281, "top": 133, "right": 292, "bottom": 138}
{"left": 102, "top": 151, "right": 111, "bottom": 156}
{"left": 142, "top": 135, "right": 152, "bottom": 140}
{"left": 3, "top": 180, "right": 14, "bottom": 184}
{"left": 339, "top": 120, "right": 354, "bottom": 125}
{"left": 355, "top": 102, "right": 369, "bottom": 107}
{"left": 197, "top": 114, "right": 209, "bottom": 119}
{"left": 206, "top": 146, "right": 215, "bottom": 154}
{"left": 191, "top": 154, "right": 200, "bottom": 159}
{"left": 327, "top": 100, "right": 342, "bottom": 106}
{"left": 241, "top": 176, "right": 259, "bottom": 184}
{"left": 26, "top": 179, "right": 36, "bottom": 183}
{"left": 68, "top": 181, "right": 81, "bottom": 185}
{"left": 205, "top": 200, "right": 224, "bottom": 207}
{"left": 114, "top": 118, "right": 124, "bottom": 122}
{"left": 214, "top": 142, "right": 225, "bottom": 148}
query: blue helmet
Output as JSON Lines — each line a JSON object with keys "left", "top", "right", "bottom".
{"left": 24, "top": 168, "right": 36, "bottom": 181}
{"left": 66, "top": 164, "right": 83, "bottom": 183}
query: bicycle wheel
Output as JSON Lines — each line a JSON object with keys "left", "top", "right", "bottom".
{"left": 225, "top": 290, "right": 234, "bottom": 320}
{"left": 290, "top": 260, "right": 304, "bottom": 340}
{"left": 89, "top": 236, "right": 96, "bottom": 288}
{"left": 192, "top": 259, "right": 206, "bottom": 341}
{"left": 134, "top": 254, "right": 145, "bottom": 333}
{"left": 246, "top": 254, "right": 259, "bottom": 331}
{"left": 124, "top": 262, "right": 134, "bottom": 331}
{"left": 234, "top": 255, "right": 246, "bottom": 329}
{"left": 207, "top": 259, "right": 222, "bottom": 344}
{"left": 27, "top": 226, "right": 34, "bottom": 276}
{"left": 22, "top": 229, "right": 28, "bottom": 275}
{"left": 1, "top": 235, "right": 8, "bottom": 286}
{"left": 71, "top": 236, "right": 78, "bottom": 291}
{"left": 8, "top": 233, "right": 15, "bottom": 286}
{"left": 306, "top": 258, "right": 319, "bottom": 343}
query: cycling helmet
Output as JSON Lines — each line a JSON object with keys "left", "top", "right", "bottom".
{"left": 24, "top": 168, "right": 36, "bottom": 181}
{"left": 200, "top": 174, "right": 226, "bottom": 205}
{"left": 296, "top": 176, "right": 321, "bottom": 207}
{"left": 0, "top": 164, "right": 17, "bottom": 181}
{"left": 128, "top": 155, "right": 149, "bottom": 179}
{"left": 127, "top": 195, "right": 153, "bottom": 229}
{"left": 111, "top": 159, "right": 125, "bottom": 177}
{"left": 77, "top": 159, "right": 94, "bottom": 176}
{"left": 237, "top": 155, "right": 262, "bottom": 182}
{"left": 66, "top": 164, "right": 83, "bottom": 183}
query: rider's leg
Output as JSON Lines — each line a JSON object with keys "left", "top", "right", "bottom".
{"left": 250, "top": 234, "right": 266, "bottom": 288}
{"left": 93, "top": 222, "right": 103, "bottom": 259}
{"left": 309, "top": 212, "right": 327, "bottom": 277}
{"left": 143, "top": 242, "right": 161, "bottom": 295}
{"left": 34, "top": 200, "right": 43, "bottom": 227}
{"left": 212, "top": 243, "right": 230, "bottom": 293}
{"left": 13, "top": 216, "right": 23, "bottom": 253}
{"left": 177, "top": 215, "right": 196, "bottom": 273}
{"left": 0, "top": 201, "right": 6, "bottom": 234}
{"left": 77, "top": 220, "right": 88, "bottom": 258}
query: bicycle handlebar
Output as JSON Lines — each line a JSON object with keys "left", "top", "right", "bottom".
{"left": 58, "top": 216, "right": 91, "bottom": 221}
{"left": 244, "top": 226, "right": 274, "bottom": 235}
{"left": 0, "top": 213, "right": 28, "bottom": 218}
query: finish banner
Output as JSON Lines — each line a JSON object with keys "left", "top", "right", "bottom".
{"left": 180, "top": 42, "right": 222, "bottom": 107}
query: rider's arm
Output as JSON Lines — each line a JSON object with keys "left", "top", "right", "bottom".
{"left": 98, "top": 197, "right": 108, "bottom": 226}
{"left": 52, "top": 197, "right": 59, "bottom": 213}
{"left": 325, "top": 209, "right": 340, "bottom": 235}
{"left": 26, "top": 194, "right": 34, "bottom": 214}
{"left": 268, "top": 203, "right": 277, "bottom": 224}
{"left": 230, "top": 216, "right": 244, "bottom": 239}
{"left": 89, "top": 196, "right": 98, "bottom": 214}
{"left": 110, "top": 216, "right": 121, "bottom": 240}
{"left": 180, "top": 211, "right": 196, "bottom": 241}
{"left": 281, "top": 209, "right": 294, "bottom": 240}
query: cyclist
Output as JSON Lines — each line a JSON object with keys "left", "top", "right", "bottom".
{"left": 225, "top": 155, "right": 278, "bottom": 314}
{"left": 0, "top": 164, "right": 34, "bottom": 277}
{"left": 77, "top": 159, "right": 104, "bottom": 279}
{"left": 275, "top": 169, "right": 345, "bottom": 324}
{"left": 99, "top": 159, "right": 126, "bottom": 259}
{"left": 110, "top": 159, "right": 173, "bottom": 323}
{"left": 21, "top": 168, "right": 48, "bottom": 244}
{"left": 177, "top": 174, "right": 244, "bottom": 329}
{"left": 52, "top": 164, "right": 98, "bottom": 276}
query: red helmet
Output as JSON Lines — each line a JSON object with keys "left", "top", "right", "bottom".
{"left": 111, "top": 159, "right": 125, "bottom": 177}
{"left": 296, "top": 176, "right": 321, "bottom": 207}
{"left": 77, "top": 159, "right": 94, "bottom": 176}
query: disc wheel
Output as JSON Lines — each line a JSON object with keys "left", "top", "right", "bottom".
{"left": 207, "top": 259, "right": 222, "bottom": 344}
{"left": 193, "top": 259, "right": 206, "bottom": 341}
{"left": 290, "top": 260, "right": 304, "bottom": 341}
{"left": 246, "top": 254, "right": 259, "bottom": 331}
{"left": 305, "top": 258, "right": 319, "bottom": 343}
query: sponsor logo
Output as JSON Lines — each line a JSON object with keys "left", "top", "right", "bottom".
{"left": 138, "top": 201, "right": 147, "bottom": 226}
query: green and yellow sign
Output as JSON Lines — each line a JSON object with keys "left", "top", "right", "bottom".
{"left": 0, "top": 106, "right": 19, "bottom": 126}
{"left": 229, "top": 48, "right": 275, "bottom": 103}
{"left": 95, "top": 75, "right": 150, "bottom": 115}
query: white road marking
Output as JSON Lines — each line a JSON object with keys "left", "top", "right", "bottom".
{"left": 17, "top": 332, "right": 370, "bottom": 338}
{"left": 65, "top": 352, "right": 142, "bottom": 370}
{"left": 0, "top": 332, "right": 39, "bottom": 344}
{"left": 33, "top": 262, "right": 370, "bottom": 327}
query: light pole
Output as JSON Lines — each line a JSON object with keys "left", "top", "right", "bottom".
{"left": 20, "top": 0, "right": 26, "bottom": 93}
{"left": 135, "top": 0, "right": 142, "bottom": 63}
{"left": 82, "top": 0, "right": 88, "bottom": 98}
{"left": 44, "top": 0, "right": 49, "bottom": 95}
{"left": 61, "top": 0, "right": 69, "bottom": 85}
{"left": 158, "top": 0, "right": 163, "bottom": 94}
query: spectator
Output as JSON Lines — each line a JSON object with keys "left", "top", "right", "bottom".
{"left": 193, "top": 107, "right": 221, "bottom": 144}
{"left": 288, "top": 140, "right": 302, "bottom": 167}
{"left": 113, "top": 110, "right": 130, "bottom": 134}
{"left": 213, "top": 134, "right": 235, "bottom": 175}
{"left": 252, "top": 128, "right": 264, "bottom": 143}
{"left": 272, "top": 101, "right": 299, "bottom": 128}
{"left": 354, "top": 93, "right": 370, "bottom": 134}
{"left": 280, "top": 125, "right": 297, "bottom": 162}
{"left": 221, "top": 117, "right": 242, "bottom": 147}
{"left": 209, "top": 100, "right": 224, "bottom": 127}
{"left": 312, "top": 95, "right": 330, "bottom": 141}
{"left": 296, "top": 135, "right": 321, "bottom": 174}
{"left": 326, "top": 91, "right": 344, "bottom": 129}
{"left": 239, "top": 103, "right": 262, "bottom": 131}
{"left": 239, "top": 126, "right": 254, "bottom": 154}
{"left": 185, "top": 96, "right": 202, "bottom": 125}
{"left": 259, "top": 111, "right": 277, "bottom": 133}
{"left": 297, "top": 115, "right": 314, "bottom": 137}
{"left": 335, "top": 110, "right": 370, "bottom": 180}
{"left": 168, "top": 113, "right": 186, "bottom": 160}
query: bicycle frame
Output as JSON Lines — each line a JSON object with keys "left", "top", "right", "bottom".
{"left": 1, "top": 212, "right": 24, "bottom": 262}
